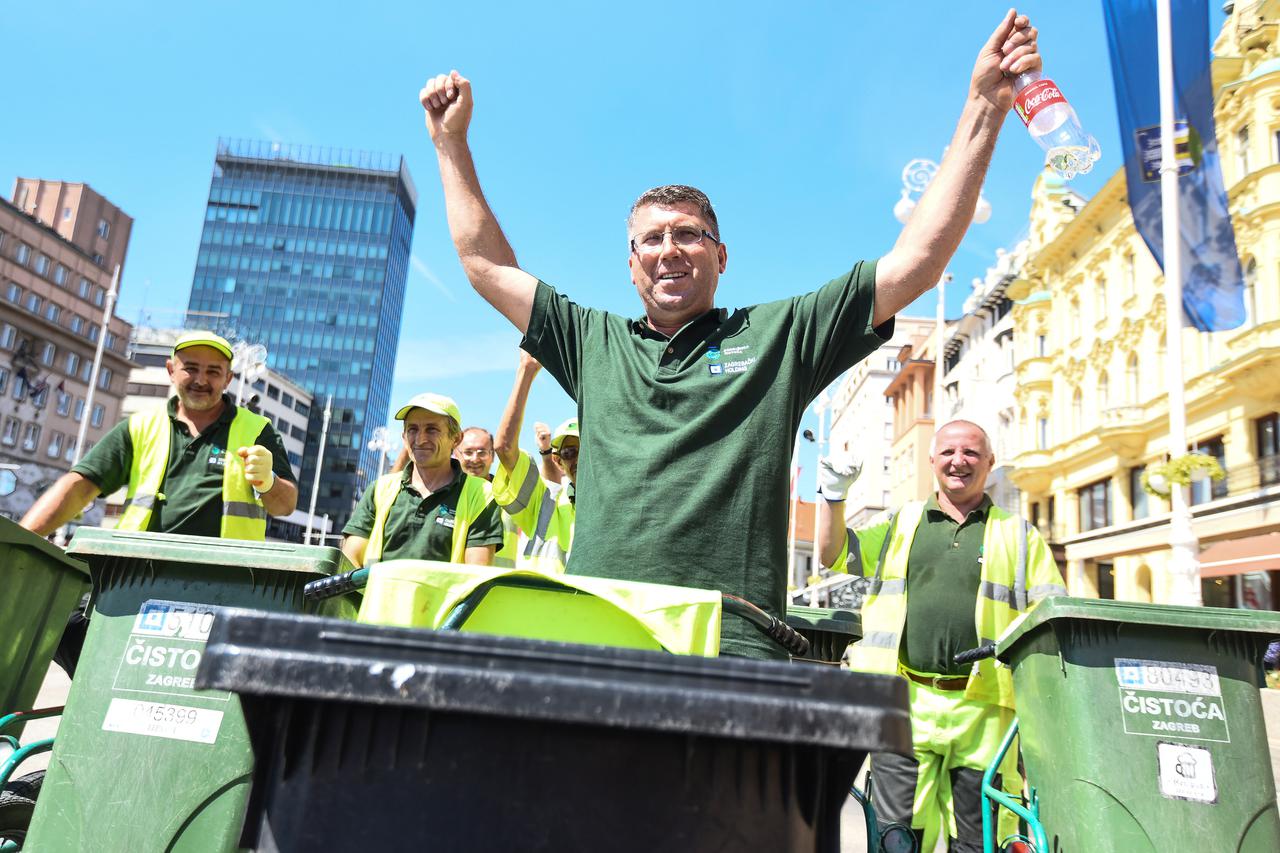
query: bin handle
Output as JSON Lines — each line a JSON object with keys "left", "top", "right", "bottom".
{"left": 953, "top": 644, "right": 997, "bottom": 666}
{"left": 721, "top": 594, "right": 811, "bottom": 659}
{"left": 303, "top": 567, "right": 369, "bottom": 601}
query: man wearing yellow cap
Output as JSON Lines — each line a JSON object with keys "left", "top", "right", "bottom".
{"left": 22, "top": 331, "right": 297, "bottom": 539}
{"left": 492, "top": 352, "right": 577, "bottom": 573}
{"left": 342, "top": 392, "right": 505, "bottom": 567}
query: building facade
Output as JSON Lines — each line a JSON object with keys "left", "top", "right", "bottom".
{"left": 185, "top": 140, "right": 416, "bottom": 529}
{"left": 1008, "top": 3, "right": 1280, "bottom": 608}
{"left": 827, "top": 316, "right": 934, "bottom": 527}
{"left": 885, "top": 321, "right": 945, "bottom": 508}
{"left": 0, "top": 182, "right": 134, "bottom": 523}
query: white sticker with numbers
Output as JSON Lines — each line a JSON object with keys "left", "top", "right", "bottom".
{"left": 102, "top": 697, "right": 223, "bottom": 745}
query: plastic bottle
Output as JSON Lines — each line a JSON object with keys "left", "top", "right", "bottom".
{"left": 1012, "top": 71, "right": 1101, "bottom": 180}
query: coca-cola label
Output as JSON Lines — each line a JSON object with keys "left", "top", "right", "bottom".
{"left": 1014, "top": 79, "right": 1066, "bottom": 126}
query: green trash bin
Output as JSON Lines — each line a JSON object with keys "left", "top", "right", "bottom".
{"left": 997, "top": 596, "right": 1280, "bottom": 852}
{"left": 785, "top": 605, "right": 861, "bottom": 664}
{"left": 24, "top": 529, "right": 358, "bottom": 853}
{"left": 0, "top": 518, "right": 88, "bottom": 728}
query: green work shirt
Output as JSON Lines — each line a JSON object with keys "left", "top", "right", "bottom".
{"left": 344, "top": 460, "right": 505, "bottom": 562}
{"left": 523, "top": 262, "right": 890, "bottom": 659}
{"left": 900, "top": 494, "right": 992, "bottom": 677}
{"left": 72, "top": 395, "right": 296, "bottom": 537}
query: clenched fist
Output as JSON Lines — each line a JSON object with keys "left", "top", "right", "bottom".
{"left": 420, "top": 70, "right": 472, "bottom": 144}
{"left": 533, "top": 422, "right": 552, "bottom": 453}
{"left": 239, "top": 445, "right": 275, "bottom": 493}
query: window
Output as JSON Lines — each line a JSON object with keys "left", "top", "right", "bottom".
{"left": 93, "top": 287, "right": 104, "bottom": 307}
{"left": 56, "top": 390, "right": 71, "bottom": 416}
{"left": 73, "top": 398, "right": 85, "bottom": 422}
{"left": 266, "top": 384, "right": 279, "bottom": 400}
{"left": 20, "top": 423, "right": 41, "bottom": 453}
{"left": 31, "top": 385, "right": 48, "bottom": 409}
{"left": 5, "top": 282, "right": 20, "bottom": 303}
{"left": 1259, "top": 413, "right": 1280, "bottom": 486}
{"left": 1071, "top": 389, "right": 1083, "bottom": 435}
{"left": 1099, "top": 371, "right": 1110, "bottom": 410}
{"left": 40, "top": 342, "right": 56, "bottom": 366}
{"left": 1275, "top": 128, "right": 1280, "bottom": 164}
{"left": 294, "top": 400, "right": 310, "bottom": 416}
{"left": 78, "top": 278, "right": 92, "bottom": 298}
{"left": 1079, "top": 479, "right": 1112, "bottom": 531}
{"left": 1244, "top": 258, "right": 1257, "bottom": 327}
{"left": 62, "top": 206, "right": 72, "bottom": 221}
{"left": 1189, "top": 436, "right": 1228, "bottom": 505}
{"left": 1037, "top": 417, "right": 1049, "bottom": 450}
{"left": 105, "top": 331, "right": 117, "bottom": 350}
{"left": 1124, "top": 253, "right": 1136, "bottom": 297}
{"left": 91, "top": 404, "right": 105, "bottom": 428}
{"left": 1127, "top": 353, "right": 1140, "bottom": 402}
{"left": 290, "top": 425, "right": 307, "bottom": 442}
{"left": 281, "top": 392, "right": 294, "bottom": 408}
{"left": 97, "top": 219, "right": 110, "bottom": 239}
{"left": 0, "top": 368, "right": 7, "bottom": 396}
{"left": 23, "top": 293, "right": 41, "bottom": 314}
{"left": 65, "top": 352, "right": 80, "bottom": 375}
{"left": 1130, "top": 466, "right": 1149, "bottom": 520}
{"left": 97, "top": 368, "right": 112, "bottom": 390}
{"left": 1, "top": 417, "right": 18, "bottom": 446}
{"left": 1096, "top": 562, "right": 1115, "bottom": 600}
{"left": 69, "top": 315, "right": 85, "bottom": 335}
{"left": 1, "top": 324, "right": 15, "bottom": 350}
{"left": 44, "top": 304, "right": 61, "bottom": 324}
{"left": 92, "top": 253, "right": 103, "bottom": 266}
{"left": 15, "top": 244, "right": 30, "bottom": 265}
{"left": 53, "top": 264, "right": 67, "bottom": 286}
{"left": 1237, "top": 124, "right": 1251, "bottom": 177}
{"left": 46, "top": 432, "right": 63, "bottom": 459}
{"left": 80, "top": 361, "right": 91, "bottom": 382}
{"left": 63, "top": 436, "right": 77, "bottom": 463}
{"left": 34, "top": 255, "right": 50, "bottom": 276}
{"left": 88, "top": 325, "right": 99, "bottom": 343}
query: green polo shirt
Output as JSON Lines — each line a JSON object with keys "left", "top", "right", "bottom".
{"left": 900, "top": 494, "right": 992, "bottom": 676}
{"left": 523, "top": 262, "right": 890, "bottom": 658}
{"left": 72, "top": 395, "right": 296, "bottom": 537}
{"left": 344, "top": 460, "right": 505, "bottom": 562}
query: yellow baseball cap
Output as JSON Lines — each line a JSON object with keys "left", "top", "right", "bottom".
{"left": 172, "top": 331, "right": 233, "bottom": 361}
{"left": 551, "top": 418, "right": 579, "bottom": 450}
{"left": 395, "top": 392, "right": 462, "bottom": 429}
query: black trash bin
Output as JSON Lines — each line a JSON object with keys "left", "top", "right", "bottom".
{"left": 197, "top": 609, "right": 911, "bottom": 853}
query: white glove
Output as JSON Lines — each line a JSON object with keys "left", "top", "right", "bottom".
{"left": 817, "top": 453, "right": 862, "bottom": 502}
{"left": 239, "top": 445, "right": 275, "bottom": 494}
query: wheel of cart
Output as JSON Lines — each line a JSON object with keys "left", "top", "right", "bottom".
{"left": 960, "top": 598, "right": 1280, "bottom": 853}
{"left": 0, "top": 518, "right": 90, "bottom": 852}
{"left": 180, "top": 559, "right": 912, "bottom": 853}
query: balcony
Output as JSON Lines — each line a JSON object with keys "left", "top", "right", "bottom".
{"left": 1015, "top": 356, "right": 1053, "bottom": 389}
{"left": 1010, "top": 449, "right": 1055, "bottom": 493}
{"left": 1221, "top": 320, "right": 1280, "bottom": 399}
{"left": 1097, "top": 406, "right": 1148, "bottom": 458}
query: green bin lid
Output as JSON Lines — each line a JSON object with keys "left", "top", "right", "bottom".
{"left": 785, "top": 605, "right": 861, "bottom": 636}
{"left": 67, "top": 527, "right": 351, "bottom": 576}
{"left": 997, "top": 596, "right": 1280, "bottom": 660}
{"left": 0, "top": 516, "right": 89, "bottom": 577}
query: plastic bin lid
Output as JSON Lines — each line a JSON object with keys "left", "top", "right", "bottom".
{"left": 67, "top": 527, "right": 351, "bottom": 576}
{"left": 998, "top": 596, "right": 1280, "bottom": 658}
{"left": 0, "top": 516, "right": 89, "bottom": 577}
{"left": 785, "top": 605, "right": 861, "bottom": 636}
{"left": 197, "top": 607, "right": 912, "bottom": 755}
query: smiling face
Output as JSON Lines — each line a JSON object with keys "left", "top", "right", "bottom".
{"left": 166, "top": 346, "right": 232, "bottom": 413}
{"left": 553, "top": 436, "right": 579, "bottom": 484}
{"left": 455, "top": 428, "right": 494, "bottom": 478}
{"left": 627, "top": 202, "right": 727, "bottom": 330}
{"left": 403, "top": 409, "right": 461, "bottom": 474}
{"left": 930, "top": 421, "right": 994, "bottom": 505}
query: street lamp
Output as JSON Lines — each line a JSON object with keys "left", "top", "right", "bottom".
{"left": 893, "top": 155, "right": 991, "bottom": 226}
{"left": 367, "top": 426, "right": 399, "bottom": 481}
{"left": 231, "top": 341, "right": 268, "bottom": 407}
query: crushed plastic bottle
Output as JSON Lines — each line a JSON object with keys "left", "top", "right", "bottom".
{"left": 1013, "top": 71, "right": 1101, "bottom": 180}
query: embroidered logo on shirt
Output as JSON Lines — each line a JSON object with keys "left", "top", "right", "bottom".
{"left": 705, "top": 346, "right": 722, "bottom": 362}
{"left": 434, "top": 505, "right": 457, "bottom": 529}
{"left": 708, "top": 364, "right": 724, "bottom": 376}
{"left": 207, "top": 446, "right": 227, "bottom": 471}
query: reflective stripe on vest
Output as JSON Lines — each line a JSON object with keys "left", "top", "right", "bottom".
{"left": 364, "top": 471, "right": 489, "bottom": 565}
{"left": 847, "top": 500, "right": 1038, "bottom": 709}
{"left": 518, "top": 489, "right": 572, "bottom": 574}
{"left": 119, "top": 404, "right": 269, "bottom": 540}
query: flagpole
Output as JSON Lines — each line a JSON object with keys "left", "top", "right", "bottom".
{"left": 1157, "top": 0, "right": 1201, "bottom": 605}
{"left": 72, "top": 264, "right": 119, "bottom": 468}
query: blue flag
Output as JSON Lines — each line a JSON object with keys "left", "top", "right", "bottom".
{"left": 1102, "top": 0, "right": 1245, "bottom": 331}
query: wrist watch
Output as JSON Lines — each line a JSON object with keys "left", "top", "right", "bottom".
{"left": 538, "top": 448, "right": 553, "bottom": 456}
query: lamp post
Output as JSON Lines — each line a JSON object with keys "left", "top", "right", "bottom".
{"left": 230, "top": 342, "right": 268, "bottom": 407}
{"left": 304, "top": 395, "right": 333, "bottom": 545}
{"left": 367, "top": 426, "right": 399, "bottom": 481}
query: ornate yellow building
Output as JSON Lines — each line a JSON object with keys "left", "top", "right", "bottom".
{"left": 1008, "top": 3, "right": 1280, "bottom": 607}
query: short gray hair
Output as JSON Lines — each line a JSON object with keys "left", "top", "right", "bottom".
{"left": 627, "top": 185, "right": 720, "bottom": 240}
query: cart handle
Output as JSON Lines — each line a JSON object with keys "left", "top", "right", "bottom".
{"left": 953, "top": 644, "right": 997, "bottom": 666}
{"left": 304, "top": 569, "right": 811, "bottom": 658}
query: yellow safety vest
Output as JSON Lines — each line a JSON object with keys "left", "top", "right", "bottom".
{"left": 846, "top": 500, "right": 1067, "bottom": 709}
{"left": 364, "top": 471, "right": 489, "bottom": 565}
{"left": 118, "top": 404, "right": 271, "bottom": 540}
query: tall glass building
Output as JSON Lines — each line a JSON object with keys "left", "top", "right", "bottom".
{"left": 186, "top": 139, "right": 416, "bottom": 531}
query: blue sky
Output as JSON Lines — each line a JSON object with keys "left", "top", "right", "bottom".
{"left": 1, "top": 1, "right": 1226, "bottom": 495}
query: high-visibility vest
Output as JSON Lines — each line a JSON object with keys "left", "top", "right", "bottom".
{"left": 364, "top": 471, "right": 489, "bottom": 565}
{"left": 490, "top": 451, "right": 574, "bottom": 575}
{"left": 118, "top": 404, "right": 270, "bottom": 540}
{"left": 846, "top": 500, "right": 1067, "bottom": 709}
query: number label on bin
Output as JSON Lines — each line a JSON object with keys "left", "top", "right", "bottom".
{"left": 102, "top": 697, "right": 224, "bottom": 745}
{"left": 1115, "top": 658, "right": 1229, "bottom": 744}
{"left": 109, "top": 600, "right": 231, "bottom": 707}
{"left": 1156, "top": 741, "right": 1218, "bottom": 804}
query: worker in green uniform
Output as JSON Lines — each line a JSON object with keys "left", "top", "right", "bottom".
{"left": 817, "top": 421, "right": 1066, "bottom": 852}
{"left": 21, "top": 331, "right": 297, "bottom": 673}
{"left": 492, "top": 350, "right": 577, "bottom": 573}
{"left": 453, "top": 425, "right": 520, "bottom": 568}
{"left": 418, "top": 10, "right": 1043, "bottom": 656}
{"left": 343, "top": 392, "right": 505, "bottom": 567}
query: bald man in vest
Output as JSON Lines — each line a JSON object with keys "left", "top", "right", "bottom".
{"left": 22, "top": 331, "right": 297, "bottom": 673}
{"left": 342, "top": 392, "right": 504, "bottom": 567}
{"left": 817, "top": 420, "right": 1065, "bottom": 853}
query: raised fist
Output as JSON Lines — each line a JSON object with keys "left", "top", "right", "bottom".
{"left": 420, "top": 70, "right": 473, "bottom": 143}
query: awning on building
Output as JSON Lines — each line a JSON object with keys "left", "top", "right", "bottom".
{"left": 1198, "top": 532, "right": 1280, "bottom": 578}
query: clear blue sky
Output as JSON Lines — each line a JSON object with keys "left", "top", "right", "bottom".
{"left": 1, "top": 1, "right": 1226, "bottom": 496}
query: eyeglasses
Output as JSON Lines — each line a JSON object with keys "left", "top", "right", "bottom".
{"left": 629, "top": 226, "right": 719, "bottom": 255}
{"left": 553, "top": 445, "right": 579, "bottom": 462}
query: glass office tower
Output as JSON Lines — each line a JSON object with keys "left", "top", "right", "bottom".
{"left": 187, "top": 139, "right": 416, "bottom": 532}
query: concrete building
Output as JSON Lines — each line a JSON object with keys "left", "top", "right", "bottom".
{"left": 885, "top": 321, "right": 946, "bottom": 508}
{"left": 0, "top": 181, "right": 134, "bottom": 524}
{"left": 827, "top": 316, "right": 934, "bottom": 527}
{"left": 1008, "top": 3, "right": 1280, "bottom": 608}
